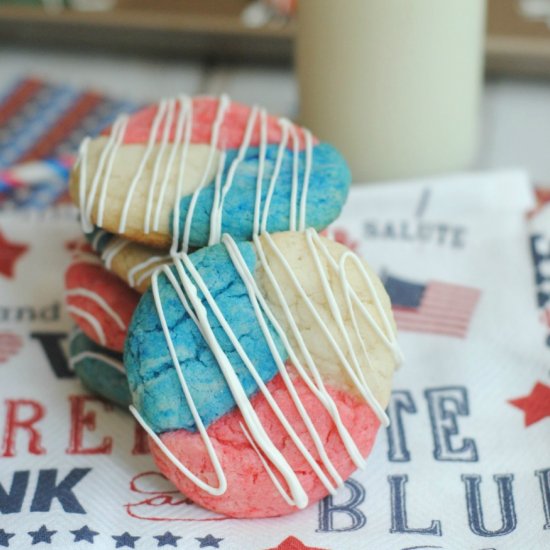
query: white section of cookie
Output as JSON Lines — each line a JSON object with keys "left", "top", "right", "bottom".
{"left": 256, "top": 232, "right": 398, "bottom": 409}
{"left": 70, "top": 138, "right": 219, "bottom": 248}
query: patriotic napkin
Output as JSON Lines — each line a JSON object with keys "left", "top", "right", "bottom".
{"left": 0, "top": 77, "right": 140, "bottom": 211}
{"left": 0, "top": 169, "right": 548, "bottom": 549}
{"left": 0, "top": 77, "right": 137, "bottom": 168}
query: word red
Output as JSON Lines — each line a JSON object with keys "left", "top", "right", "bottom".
{"left": 0, "top": 395, "right": 149, "bottom": 457}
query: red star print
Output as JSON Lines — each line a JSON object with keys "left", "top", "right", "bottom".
{"left": 0, "top": 231, "right": 28, "bottom": 278}
{"left": 0, "top": 332, "right": 22, "bottom": 363}
{"left": 527, "top": 188, "right": 550, "bottom": 219}
{"left": 509, "top": 382, "right": 550, "bottom": 427}
{"left": 266, "top": 536, "right": 328, "bottom": 550}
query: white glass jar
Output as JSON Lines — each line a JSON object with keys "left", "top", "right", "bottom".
{"left": 296, "top": 0, "right": 487, "bottom": 182}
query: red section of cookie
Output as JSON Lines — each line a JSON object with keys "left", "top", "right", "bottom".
{"left": 106, "top": 97, "right": 317, "bottom": 150}
{"left": 150, "top": 372, "right": 379, "bottom": 518}
{"left": 65, "top": 252, "right": 140, "bottom": 352}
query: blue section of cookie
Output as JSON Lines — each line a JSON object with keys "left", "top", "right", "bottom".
{"left": 124, "top": 241, "right": 288, "bottom": 434}
{"left": 171, "top": 142, "right": 350, "bottom": 248}
{"left": 70, "top": 329, "right": 131, "bottom": 408}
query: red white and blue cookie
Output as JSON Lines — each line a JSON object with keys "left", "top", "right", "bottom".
{"left": 85, "top": 228, "right": 173, "bottom": 294}
{"left": 69, "top": 328, "right": 131, "bottom": 408}
{"left": 65, "top": 246, "right": 140, "bottom": 352}
{"left": 124, "top": 230, "right": 402, "bottom": 518}
{"left": 69, "top": 96, "right": 351, "bottom": 252}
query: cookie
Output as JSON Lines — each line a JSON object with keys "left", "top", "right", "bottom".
{"left": 70, "top": 96, "right": 351, "bottom": 252}
{"left": 87, "top": 228, "right": 172, "bottom": 294}
{"left": 69, "top": 329, "right": 131, "bottom": 408}
{"left": 65, "top": 245, "right": 140, "bottom": 351}
{"left": 125, "top": 230, "right": 401, "bottom": 517}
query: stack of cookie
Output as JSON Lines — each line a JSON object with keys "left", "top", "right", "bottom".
{"left": 65, "top": 95, "right": 402, "bottom": 518}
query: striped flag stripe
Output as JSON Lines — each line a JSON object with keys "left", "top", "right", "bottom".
{"left": 394, "top": 318, "right": 470, "bottom": 331}
{"left": 421, "top": 284, "right": 479, "bottom": 301}
{"left": 393, "top": 315, "right": 471, "bottom": 330}
{"left": 420, "top": 296, "right": 479, "bottom": 307}
{"left": 394, "top": 306, "right": 476, "bottom": 320}
{"left": 19, "top": 92, "right": 103, "bottom": 163}
{"left": 0, "top": 86, "right": 80, "bottom": 168}
{"left": 394, "top": 324, "right": 468, "bottom": 338}
{"left": 394, "top": 323, "right": 470, "bottom": 336}
{"left": 396, "top": 313, "right": 473, "bottom": 324}
{"left": 395, "top": 297, "right": 479, "bottom": 313}
{"left": 422, "top": 288, "right": 479, "bottom": 301}
{"left": 420, "top": 293, "right": 479, "bottom": 304}
{"left": 394, "top": 316, "right": 471, "bottom": 329}
{"left": 0, "top": 78, "right": 43, "bottom": 125}
{"left": 0, "top": 78, "right": 142, "bottom": 177}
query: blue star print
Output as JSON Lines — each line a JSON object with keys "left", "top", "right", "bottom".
{"left": 28, "top": 525, "right": 56, "bottom": 545}
{"left": 196, "top": 534, "right": 224, "bottom": 548}
{"left": 0, "top": 529, "right": 14, "bottom": 548}
{"left": 71, "top": 525, "right": 99, "bottom": 543}
{"left": 112, "top": 532, "right": 140, "bottom": 548}
{"left": 154, "top": 531, "right": 181, "bottom": 547}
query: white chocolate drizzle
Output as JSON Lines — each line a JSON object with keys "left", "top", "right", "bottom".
{"left": 66, "top": 305, "right": 106, "bottom": 346}
{"left": 70, "top": 350, "right": 125, "bottom": 375}
{"left": 127, "top": 253, "right": 172, "bottom": 289}
{"left": 74, "top": 93, "right": 399, "bottom": 510}
{"left": 75, "top": 94, "right": 314, "bottom": 261}
{"left": 130, "top": 228, "right": 401, "bottom": 510}
{"left": 91, "top": 228, "right": 107, "bottom": 251}
{"left": 88, "top": 229, "right": 172, "bottom": 291}
{"left": 65, "top": 288, "right": 126, "bottom": 330}
{"left": 68, "top": 329, "right": 125, "bottom": 374}
{"left": 101, "top": 237, "right": 129, "bottom": 270}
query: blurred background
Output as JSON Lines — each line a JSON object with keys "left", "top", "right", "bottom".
{"left": 0, "top": 0, "right": 549, "bottom": 187}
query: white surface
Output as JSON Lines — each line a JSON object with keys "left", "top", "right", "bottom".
{"left": 1, "top": 171, "right": 547, "bottom": 549}
{"left": 0, "top": 47, "right": 550, "bottom": 181}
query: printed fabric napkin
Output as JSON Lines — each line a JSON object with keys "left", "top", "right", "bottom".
{"left": 0, "top": 77, "right": 138, "bottom": 169}
{"left": 0, "top": 169, "right": 548, "bottom": 549}
{"left": 0, "top": 77, "right": 140, "bottom": 211}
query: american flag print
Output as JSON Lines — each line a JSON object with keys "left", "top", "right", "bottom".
{"left": 383, "top": 274, "right": 481, "bottom": 338}
{"left": 0, "top": 77, "right": 141, "bottom": 211}
{"left": 0, "top": 332, "right": 22, "bottom": 363}
{"left": 0, "top": 77, "right": 140, "bottom": 169}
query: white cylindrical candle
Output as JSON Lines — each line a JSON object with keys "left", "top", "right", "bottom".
{"left": 296, "top": 0, "right": 487, "bottom": 183}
